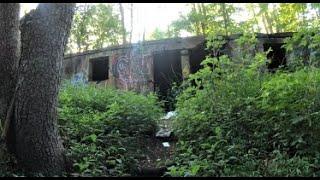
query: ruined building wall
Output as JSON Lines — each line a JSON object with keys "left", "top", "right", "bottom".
{"left": 63, "top": 33, "right": 301, "bottom": 94}
{"left": 62, "top": 45, "right": 154, "bottom": 94}
{"left": 62, "top": 36, "right": 205, "bottom": 94}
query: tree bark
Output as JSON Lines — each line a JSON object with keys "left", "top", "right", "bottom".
{"left": 200, "top": 3, "right": 207, "bottom": 36}
{"left": 13, "top": 3, "right": 75, "bottom": 176}
{"left": 129, "top": 3, "right": 133, "bottom": 44}
{"left": 0, "top": 3, "right": 20, "bottom": 131}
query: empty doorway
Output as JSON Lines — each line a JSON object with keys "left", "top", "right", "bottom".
{"left": 153, "top": 50, "right": 182, "bottom": 111}
{"left": 264, "top": 43, "right": 286, "bottom": 71}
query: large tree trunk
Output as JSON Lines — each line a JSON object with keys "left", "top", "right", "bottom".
{"left": 0, "top": 3, "right": 20, "bottom": 132}
{"left": 13, "top": 3, "right": 75, "bottom": 176}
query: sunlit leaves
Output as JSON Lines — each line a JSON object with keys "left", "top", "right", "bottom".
{"left": 67, "top": 4, "right": 122, "bottom": 53}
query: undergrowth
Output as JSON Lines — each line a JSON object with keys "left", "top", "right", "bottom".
{"left": 58, "top": 84, "right": 164, "bottom": 176}
{"left": 168, "top": 29, "right": 320, "bottom": 177}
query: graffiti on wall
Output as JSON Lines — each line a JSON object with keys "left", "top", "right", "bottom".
{"left": 112, "top": 55, "right": 131, "bottom": 90}
{"left": 111, "top": 48, "right": 153, "bottom": 93}
{"left": 71, "top": 71, "right": 87, "bottom": 86}
{"left": 132, "top": 54, "right": 153, "bottom": 93}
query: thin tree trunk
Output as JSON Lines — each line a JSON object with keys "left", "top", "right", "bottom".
{"left": 271, "top": 4, "right": 281, "bottom": 33}
{"left": 248, "top": 4, "right": 261, "bottom": 32}
{"left": 129, "top": 3, "right": 133, "bottom": 44}
{"left": 261, "top": 15, "right": 270, "bottom": 34}
{"left": 258, "top": 3, "right": 269, "bottom": 34}
{"left": 220, "top": 3, "right": 230, "bottom": 36}
{"left": 259, "top": 4, "right": 272, "bottom": 34}
{"left": 118, "top": 3, "right": 126, "bottom": 44}
{"left": 200, "top": 3, "right": 207, "bottom": 35}
{"left": 197, "top": 3, "right": 206, "bottom": 36}
{"left": 143, "top": 27, "right": 146, "bottom": 42}
{"left": 191, "top": 3, "right": 200, "bottom": 35}
{"left": 264, "top": 13, "right": 274, "bottom": 34}
{"left": 300, "top": 4, "right": 307, "bottom": 27}
{"left": 14, "top": 3, "right": 75, "bottom": 176}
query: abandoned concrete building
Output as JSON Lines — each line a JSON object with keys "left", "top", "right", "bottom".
{"left": 63, "top": 32, "right": 295, "bottom": 98}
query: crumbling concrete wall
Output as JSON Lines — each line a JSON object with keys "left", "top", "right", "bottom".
{"left": 226, "top": 33, "right": 292, "bottom": 61}
{"left": 63, "top": 36, "right": 205, "bottom": 93}
{"left": 110, "top": 46, "right": 154, "bottom": 93}
{"left": 63, "top": 33, "right": 302, "bottom": 94}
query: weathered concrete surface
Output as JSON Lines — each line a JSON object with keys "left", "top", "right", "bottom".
{"left": 63, "top": 36, "right": 206, "bottom": 94}
{"left": 63, "top": 33, "right": 297, "bottom": 94}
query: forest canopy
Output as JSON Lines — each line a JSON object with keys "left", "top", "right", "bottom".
{"left": 60, "top": 3, "right": 320, "bottom": 53}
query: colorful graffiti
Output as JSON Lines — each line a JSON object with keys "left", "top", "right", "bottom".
{"left": 71, "top": 71, "right": 87, "bottom": 86}
{"left": 112, "top": 56, "right": 130, "bottom": 78}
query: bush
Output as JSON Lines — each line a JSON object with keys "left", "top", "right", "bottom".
{"left": 283, "top": 26, "right": 320, "bottom": 70}
{"left": 257, "top": 68, "right": 320, "bottom": 156}
{"left": 169, "top": 33, "right": 320, "bottom": 176}
{"left": 58, "top": 84, "right": 164, "bottom": 176}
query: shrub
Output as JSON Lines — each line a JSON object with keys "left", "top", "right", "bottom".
{"left": 169, "top": 32, "right": 320, "bottom": 176}
{"left": 283, "top": 25, "right": 320, "bottom": 70}
{"left": 58, "top": 84, "right": 163, "bottom": 176}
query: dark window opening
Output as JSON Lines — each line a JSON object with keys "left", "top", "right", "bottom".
{"left": 189, "top": 42, "right": 208, "bottom": 89}
{"left": 189, "top": 41, "right": 227, "bottom": 89}
{"left": 153, "top": 50, "right": 182, "bottom": 112}
{"left": 189, "top": 42, "right": 207, "bottom": 74}
{"left": 89, "top": 56, "right": 109, "bottom": 81}
{"left": 189, "top": 39, "right": 228, "bottom": 75}
{"left": 264, "top": 43, "right": 287, "bottom": 71}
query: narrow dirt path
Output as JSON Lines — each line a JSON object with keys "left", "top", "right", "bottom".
{"left": 134, "top": 112, "right": 177, "bottom": 177}
{"left": 135, "top": 137, "right": 176, "bottom": 176}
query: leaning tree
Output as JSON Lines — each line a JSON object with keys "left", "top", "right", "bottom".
{"left": 0, "top": 3, "right": 75, "bottom": 176}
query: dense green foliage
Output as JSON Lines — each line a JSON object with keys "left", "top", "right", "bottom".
{"left": 149, "top": 3, "right": 319, "bottom": 40}
{"left": 58, "top": 84, "right": 163, "bottom": 176}
{"left": 283, "top": 25, "right": 320, "bottom": 70}
{"left": 168, "top": 29, "right": 320, "bottom": 176}
{"left": 66, "top": 4, "right": 123, "bottom": 53}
